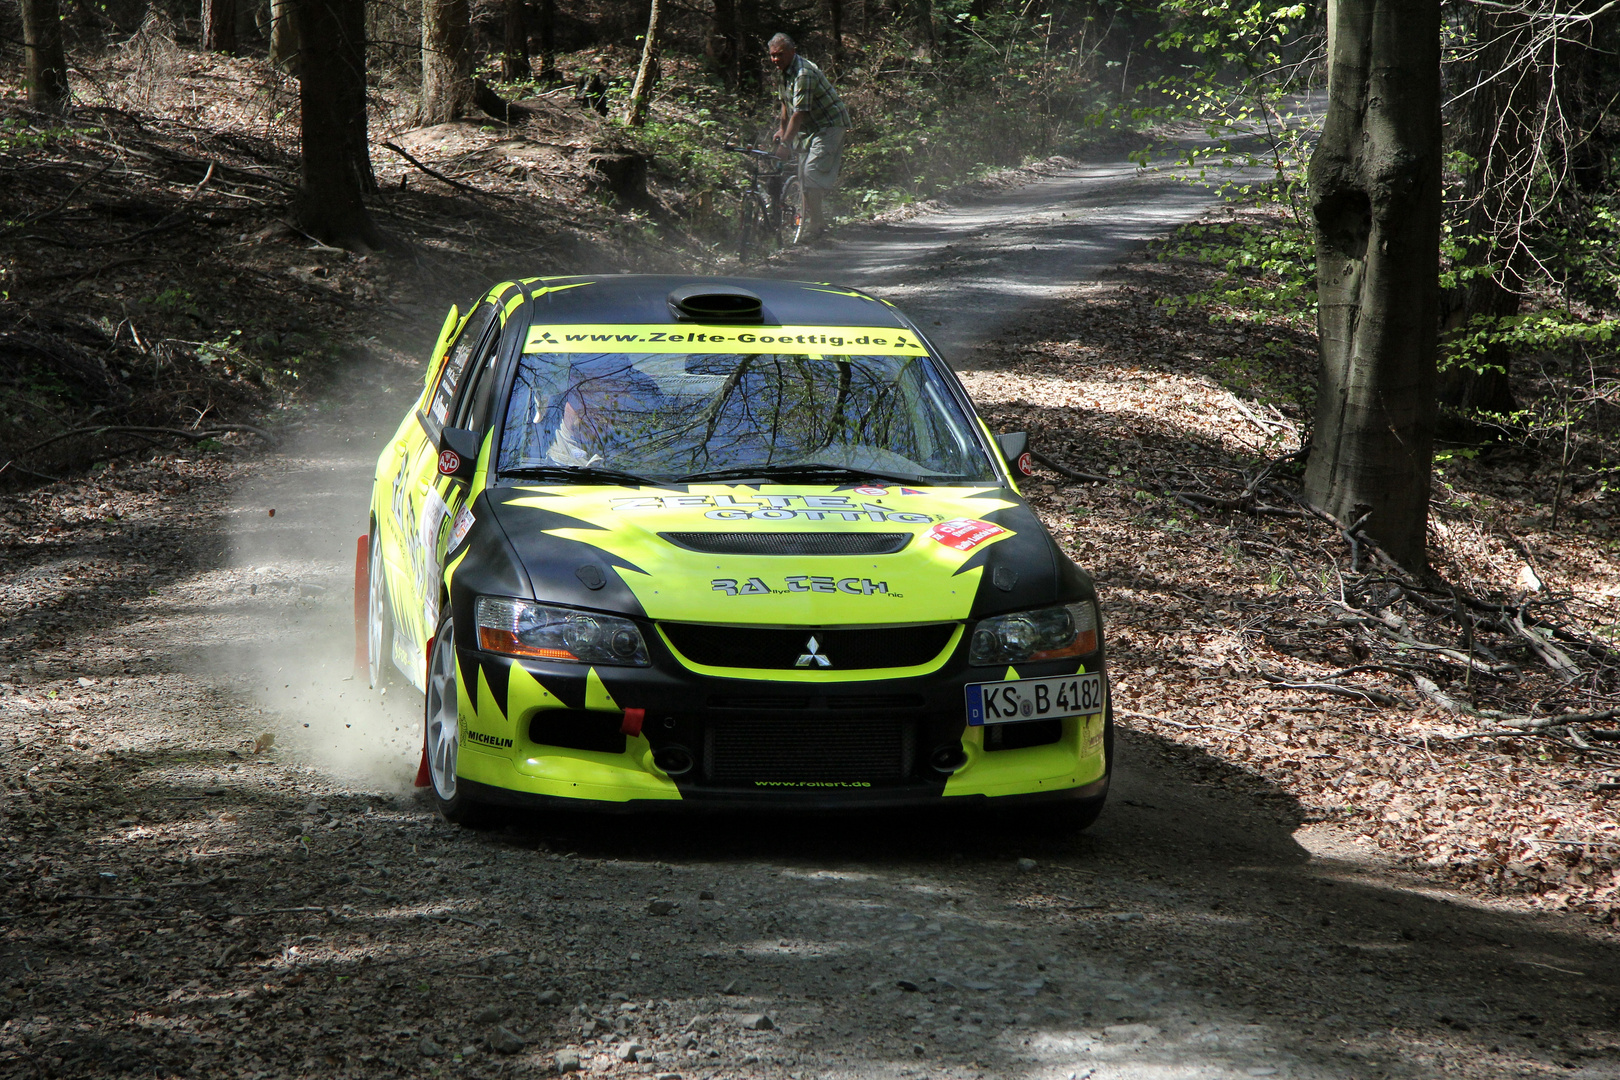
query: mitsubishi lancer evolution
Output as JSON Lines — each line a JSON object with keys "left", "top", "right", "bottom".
{"left": 363, "top": 275, "right": 1112, "bottom": 828}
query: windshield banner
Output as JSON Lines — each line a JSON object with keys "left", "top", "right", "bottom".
{"left": 524, "top": 324, "right": 928, "bottom": 356}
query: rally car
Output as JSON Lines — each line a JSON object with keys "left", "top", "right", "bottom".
{"left": 362, "top": 275, "right": 1112, "bottom": 827}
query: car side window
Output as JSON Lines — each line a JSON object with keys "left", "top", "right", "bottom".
{"left": 424, "top": 300, "right": 498, "bottom": 434}
{"left": 450, "top": 323, "right": 506, "bottom": 434}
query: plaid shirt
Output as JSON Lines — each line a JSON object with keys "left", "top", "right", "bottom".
{"left": 779, "top": 55, "right": 850, "bottom": 133}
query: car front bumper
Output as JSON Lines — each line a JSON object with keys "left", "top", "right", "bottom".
{"left": 450, "top": 644, "right": 1110, "bottom": 808}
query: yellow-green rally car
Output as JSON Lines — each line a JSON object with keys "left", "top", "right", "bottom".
{"left": 365, "top": 275, "right": 1111, "bottom": 827}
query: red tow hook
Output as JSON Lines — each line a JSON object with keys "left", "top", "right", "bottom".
{"left": 620, "top": 708, "right": 645, "bottom": 736}
{"left": 415, "top": 742, "right": 432, "bottom": 788}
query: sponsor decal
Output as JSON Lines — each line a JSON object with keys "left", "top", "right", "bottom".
{"left": 466, "top": 729, "right": 514, "bottom": 749}
{"left": 524, "top": 324, "right": 928, "bottom": 356}
{"left": 1016, "top": 451, "right": 1034, "bottom": 476}
{"left": 927, "top": 517, "right": 1008, "bottom": 552}
{"left": 711, "top": 576, "right": 893, "bottom": 597}
{"left": 448, "top": 506, "right": 475, "bottom": 550}
{"left": 754, "top": 780, "right": 873, "bottom": 788}
{"left": 610, "top": 492, "right": 933, "bottom": 525}
{"left": 853, "top": 485, "right": 887, "bottom": 496}
{"left": 437, "top": 449, "right": 461, "bottom": 475}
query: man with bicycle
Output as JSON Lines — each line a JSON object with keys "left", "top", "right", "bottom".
{"left": 768, "top": 32, "right": 849, "bottom": 241}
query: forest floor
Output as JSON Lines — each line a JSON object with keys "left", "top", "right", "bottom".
{"left": 3, "top": 34, "right": 1620, "bottom": 1080}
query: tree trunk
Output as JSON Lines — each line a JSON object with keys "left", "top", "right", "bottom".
{"left": 624, "top": 0, "right": 663, "bottom": 126}
{"left": 827, "top": 0, "right": 843, "bottom": 62}
{"left": 707, "top": 0, "right": 738, "bottom": 87}
{"left": 20, "top": 0, "right": 70, "bottom": 109}
{"left": 202, "top": 0, "right": 237, "bottom": 53}
{"left": 1303, "top": 0, "right": 1441, "bottom": 570}
{"left": 911, "top": 0, "right": 936, "bottom": 58}
{"left": 421, "top": 0, "right": 474, "bottom": 124}
{"left": 269, "top": 0, "right": 299, "bottom": 72}
{"left": 1438, "top": 4, "right": 1534, "bottom": 417}
{"left": 535, "top": 0, "right": 558, "bottom": 81}
{"left": 501, "top": 0, "right": 530, "bottom": 82}
{"left": 294, "top": 0, "right": 384, "bottom": 251}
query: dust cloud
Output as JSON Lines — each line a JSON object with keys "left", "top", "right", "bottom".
{"left": 222, "top": 357, "right": 425, "bottom": 792}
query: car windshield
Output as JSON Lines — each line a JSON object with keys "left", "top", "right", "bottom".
{"left": 497, "top": 349, "right": 998, "bottom": 483}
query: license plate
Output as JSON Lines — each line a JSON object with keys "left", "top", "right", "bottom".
{"left": 965, "top": 672, "right": 1105, "bottom": 726}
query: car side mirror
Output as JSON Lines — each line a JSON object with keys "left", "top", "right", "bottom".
{"left": 996, "top": 431, "right": 1034, "bottom": 477}
{"left": 436, "top": 426, "right": 482, "bottom": 483}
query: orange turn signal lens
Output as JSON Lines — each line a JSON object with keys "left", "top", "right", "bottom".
{"left": 477, "top": 626, "right": 578, "bottom": 661}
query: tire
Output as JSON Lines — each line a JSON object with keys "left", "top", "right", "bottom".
{"left": 737, "top": 193, "right": 771, "bottom": 262}
{"left": 424, "top": 613, "right": 496, "bottom": 826}
{"left": 779, "top": 174, "right": 804, "bottom": 246}
{"left": 366, "top": 528, "right": 396, "bottom": 690}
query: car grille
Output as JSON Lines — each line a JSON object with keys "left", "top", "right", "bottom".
{"left": 660, "top": 532, "right": 911, "bottom": 556}
{"left": 705, "top": 716, "right": 914, "bottom": 783}
{"left": 661, "top": 623, "right": 957, "bottom": 669}
{"left": 707, "top": 692, "right": 926, "bottom": 711}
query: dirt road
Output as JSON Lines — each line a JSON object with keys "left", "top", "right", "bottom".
{"left": 3, "top": 159, "right": 1618, "bottom": 1080}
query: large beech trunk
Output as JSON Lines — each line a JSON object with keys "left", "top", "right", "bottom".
{"left": 1303, "top": 0, "right": 1441, "bottom": 570}
{"left": 420, "top": 0, "right": 474, "bottom": 124}
{"left": 21, "top": 0, "right": 70, "bottom": 108}
{"left": 294, "top": 0, "right": 384, "bottom": 250}
{"left": 202, "top": 0, "right": 237, "bottom": 53}
{"left": 624, "top": 0, "right": 663, "bottom": 126}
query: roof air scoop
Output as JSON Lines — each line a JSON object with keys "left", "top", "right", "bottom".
{"left": 668, "top": 283, "right": 763, "bottom": 323}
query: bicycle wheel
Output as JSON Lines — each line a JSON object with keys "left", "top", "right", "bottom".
{"left": 779, "top": 174, "right": 805, "bottom": 246}
{"left": 737, "top": 193, "right": 772, "bottom": 262}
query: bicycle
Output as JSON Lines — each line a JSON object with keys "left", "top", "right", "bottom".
{"left": 726, "top": 139, "right": 804, "bottom": 261}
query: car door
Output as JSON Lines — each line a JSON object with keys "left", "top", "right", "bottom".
{"left": 386, "top": 296, "right": 502, "bottom": 687}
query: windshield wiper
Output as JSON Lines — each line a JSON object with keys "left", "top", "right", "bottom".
{"left": 500, "top": 464, "right": 666, "bottom": 486}
{"left": 676, "top": 463, "right": 929, "bottom": 485}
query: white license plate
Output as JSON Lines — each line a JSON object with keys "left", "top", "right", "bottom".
{"left": 965, "top": 672, "right": 1105, "bottom": 726}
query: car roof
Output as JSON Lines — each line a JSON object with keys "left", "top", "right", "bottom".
{"left": 509, "top": 274, "right": 914, "bottom": 330}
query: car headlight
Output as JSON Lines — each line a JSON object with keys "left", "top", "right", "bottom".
{"left": 475, "top": 597, "right": 650, "bottom": 666}
{"left": 969, "top": 601, "right": 1098, "bottom": 666}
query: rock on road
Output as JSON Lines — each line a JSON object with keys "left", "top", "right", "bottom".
{"left": 2, "top": 157, "right": 1616, "bottom": 1080}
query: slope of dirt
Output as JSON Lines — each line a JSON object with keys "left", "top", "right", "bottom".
{"left": 0, "top": 39, "right": 718, "bottom": 484}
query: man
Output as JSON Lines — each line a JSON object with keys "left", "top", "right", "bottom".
{"left": 768, "top": 32, "right": 849, "bottom": 240}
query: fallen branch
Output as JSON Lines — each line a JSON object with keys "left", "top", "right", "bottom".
{"left": 382, "top": 141, "right": 517, "bottom": 203}
{"left": 10, "top": 423, "right": 275, "bottom": 460}
{"left": 0, "top": 161, "right": 116, "bottom": 239}
{"left": 1027, "top": 449, "right": 1110, "bottom": 483}
{"left": 1259, "top": 677, "right": 1404, "bottom": 707}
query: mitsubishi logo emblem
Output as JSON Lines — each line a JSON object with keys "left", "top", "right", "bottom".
{"left": 796, "top": 635, "right": 832, "bottom": 668}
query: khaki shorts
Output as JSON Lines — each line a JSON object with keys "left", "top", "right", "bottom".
{"left": 800, "top": 126, "right": 845, "bottom": 191}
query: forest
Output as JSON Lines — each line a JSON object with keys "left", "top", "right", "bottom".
{"left": 1, "top": 2, "right": 1619, "bottom": 1076}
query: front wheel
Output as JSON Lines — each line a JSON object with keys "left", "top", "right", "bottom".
{"left": 424, "top": 614, "right": 495, "bottom": 826}
{"left": 779, "top": 175, "right": 804, "bottom": 246}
